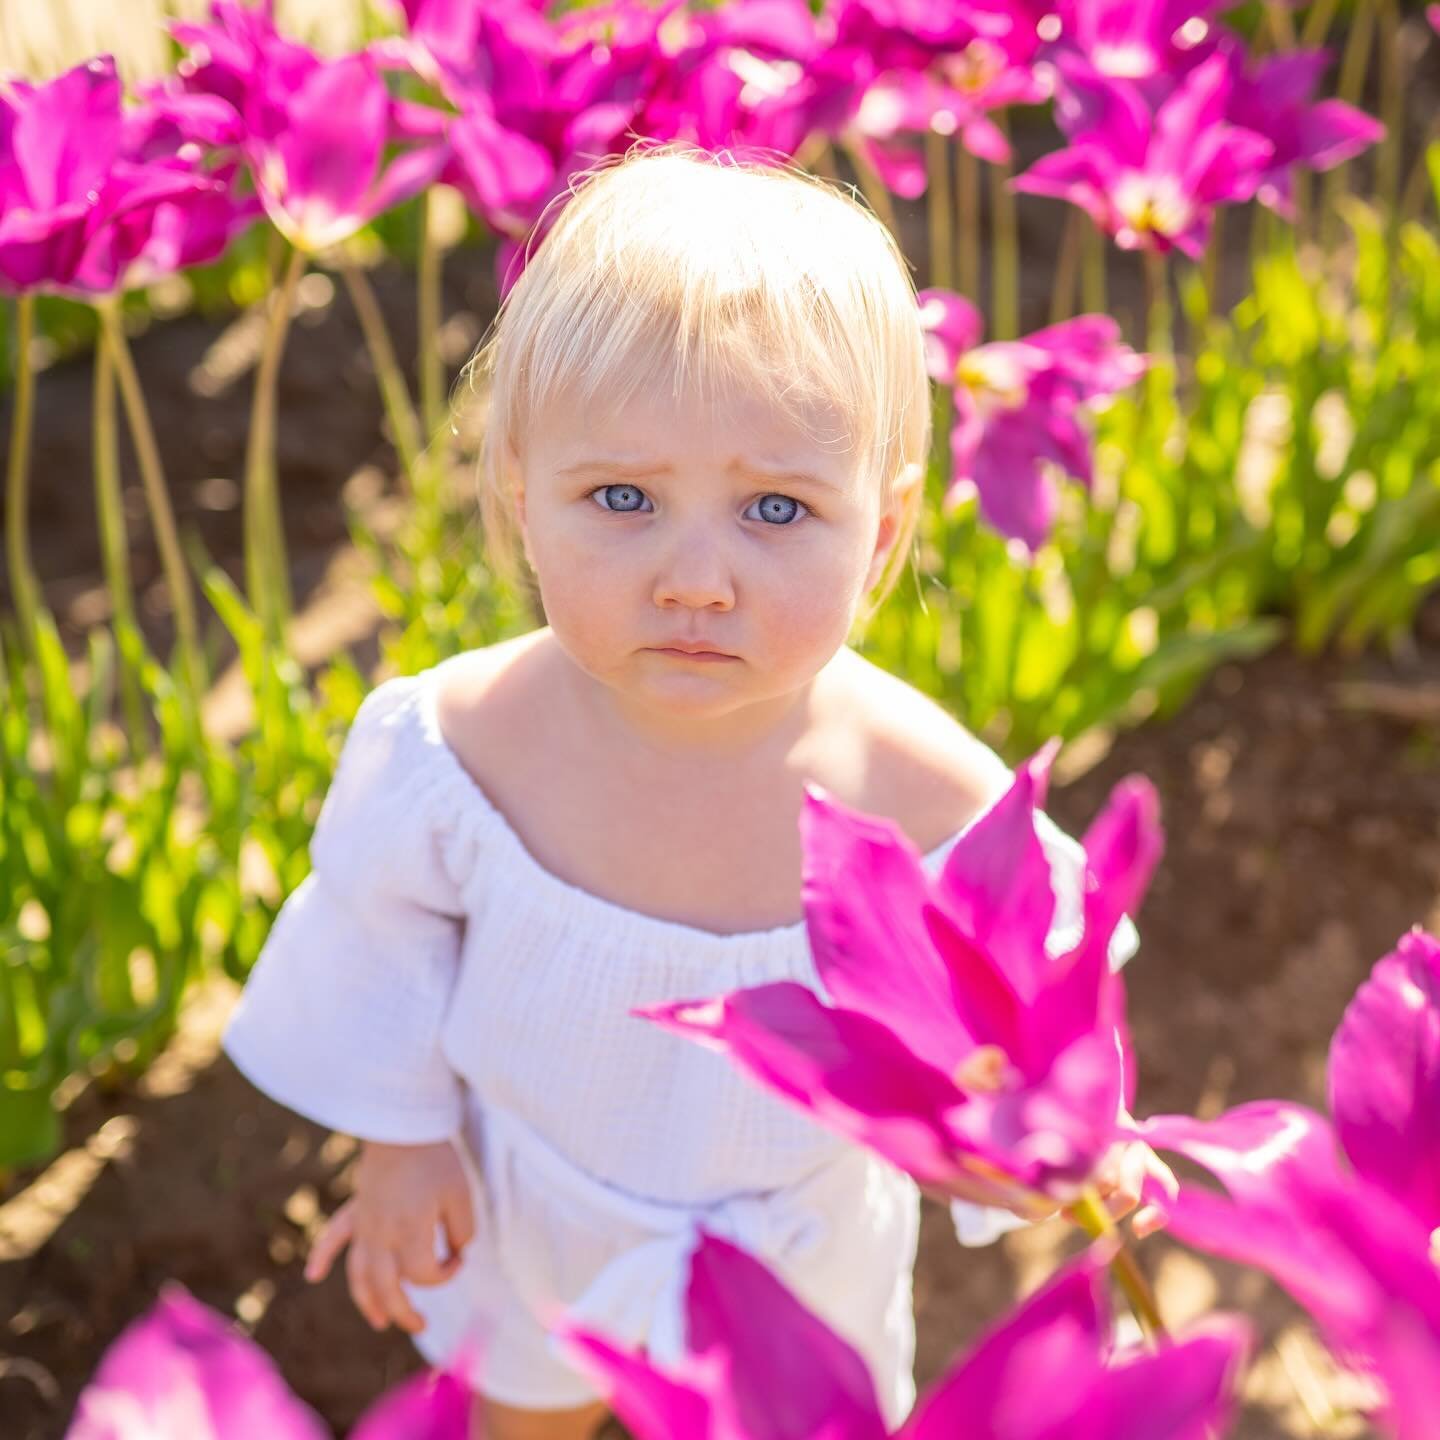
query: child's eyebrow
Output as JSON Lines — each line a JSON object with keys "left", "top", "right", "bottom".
{"left": 557, "top": 458, "right": 845, "bottom": 493}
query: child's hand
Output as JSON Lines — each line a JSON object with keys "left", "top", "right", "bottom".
{"left": 304, "top": 1138, "right": 476, "bottom": 1334}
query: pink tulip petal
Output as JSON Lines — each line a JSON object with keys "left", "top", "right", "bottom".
{"left": 1052, "top": 54, "right": 1150, "bottom": 159}
{"left": 859, "top": 136, "right": 928, "bottom": 200}
{"left": 13, "top": 56, "right": 121, "bottom": 212}
{"left": 966, "top": 413, "right": 1059, "bottom": 551}
{"left": 900, "top": 1256, "right": 1108, "bottom": 1439}
{"left": 348, "top": 1367, "right": 470, "bottom": 1440}
{"left": 1151, "top": 53, "right": 1231, "bottom": 178}
{"left": 798, "top": 784, "right": 969, "bottom": 1074}
{"left": 538, "top": 1327, "right": 714, "bottom": 1440}
{"left": 362, "top": 142, "right": 452, "bottom": 228}
{"left": 933, "top": 747, "right": 1058, "bottom": 1003}
{"left": 450, "top": 105, "right": 554, "bottom": 217}
{"left": 915, "top": 287, "right": 983, "bottom": 380}
{"left": 1010, "top": 146, "right": 1116, "bottom": 233}
{"left": 1074, "top": 1317, "right": 1251, "bottom": 1440}
{"left": 1294, "top": 100, "right": 1386, "bottom": 174}
{"left": 1186, "top": 124, "right": 1272, "bottom": 207}
{"left": 635, "top": 981, "right": 970, "bottom": 1188}
{"left": 267, "top": 53, "right": 386, "bottom": 246}
{"left": 687, "top": 1232, "right": 888, "bottom": 1440}
{"left": 1328, "top": 928, "right": 1440, "bottom": 1233}
{"left": 921, "top": 906, "right": 1029, "bottom": 1065}
{"left": 960, "top": 113, "right": 1010, "bottom": 166}
{"left": 66, "top": 1285, "right": 329, "bottom": 1440}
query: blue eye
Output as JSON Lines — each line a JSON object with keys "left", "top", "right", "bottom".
{"left": 746, "top": 494, "right": 808, "bottom": 526}
{"left": 591, "top": 483, "right": 652, "bottom": 513}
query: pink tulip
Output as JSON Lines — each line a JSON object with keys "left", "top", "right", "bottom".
{"left": 558, "top": 1230, "right": 1250, "bottom": 1439}
{"left": 638, "top": 749, "right": 1161, "bottom": 1216}
{"left": 172, "top": 5, "right": 449, "bottom": 254}
{"left": 1329, "top": 929, "right": 1440, "bottom": 1237}
{"left": 1013, "top": 50, "right": 1273, "bottom": 258}
{"left": 1044, "top": 0, "right": 1224, "bottom": 85}
{"left": 1429, "top": 6, "right": 1440, "bottom": 37}
{"left": 1222, "top": 44, "right": 1383, "bottom": 220}
{"left": 917, "top": 288, "right": 1148, "bottom": 549}
{"left": 1136, "top": 1103, "right": 1440, "bottom": 1440}
{"left": 248, "top": 51, "right": 448, "bottom": 253}
{"left": 66, "top": 1284, "right": 470, "bottom": 1439}
{"left": 385, "top": 0, "right": 556, "bottom": 231}
{"left": 852, "top": 38, "right": 1048, "bottom": 198}
{"left": 0, "top": 57, "right": 214, "bottom": 294}
{"left": 1136, "top": 930, "right": 1440, "bottom": 1438}
{"left": 66, "top": 88, "right": 259, "bottom": 295}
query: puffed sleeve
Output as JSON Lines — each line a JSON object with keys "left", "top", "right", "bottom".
{"left": 948, "top": 807, "right": 1140, "bottom": 1247}
{"left": 222, "top": 676, "right": 467, "bottom": 1143}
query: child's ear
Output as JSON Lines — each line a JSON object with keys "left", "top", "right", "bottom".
{"left": 865, "top": 462, "right": 923, "bottom": 592}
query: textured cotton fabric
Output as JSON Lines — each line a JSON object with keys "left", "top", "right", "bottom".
{"left": 223, "top": 653, "right": 1137, "bottom": 1417}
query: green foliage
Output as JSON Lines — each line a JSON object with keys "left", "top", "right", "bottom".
{"left": 860, "top": 203, "right": 1440, "bottom": 761}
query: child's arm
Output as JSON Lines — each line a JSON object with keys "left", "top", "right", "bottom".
{"left": 221, "top": 679, "right": 474, "bottom": 1326}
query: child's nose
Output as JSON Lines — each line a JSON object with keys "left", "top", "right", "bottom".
{"left": 652, "top": 532, "right": 735, "bottom": 611}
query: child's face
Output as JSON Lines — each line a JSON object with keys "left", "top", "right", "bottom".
{"left": 511, "top": 377, "right": 911, "bottom": 720}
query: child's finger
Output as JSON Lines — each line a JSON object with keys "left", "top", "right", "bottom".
{"left": 441, "top": 1188, "right": 476, "bottom": 1258}
{"left": 305, "top": 1198, "right": 357, "bottom": 1283}
{"left": 400, "top": 1227, "right": 462, "bottom": 1287}
{"left": 368, "top": 1248, "right": 427, "bottom": 1334}
{"left": 345, "top": 1240, "right": 388, "bottom": 1332}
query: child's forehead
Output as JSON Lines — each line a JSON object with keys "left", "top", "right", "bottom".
{"left": 525, "top": 374, "right": 861, "bottom": 475}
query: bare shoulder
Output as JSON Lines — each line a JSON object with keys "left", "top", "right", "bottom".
{"left": 430, "top": 628, "right": 559, "bottom": 773}
{"left": 821, "top": 648, "right": 1008, "bottom": 848}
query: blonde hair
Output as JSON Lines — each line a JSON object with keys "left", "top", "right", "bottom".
{"left": 467, "top": 141, "right": 931, "bottom": 629}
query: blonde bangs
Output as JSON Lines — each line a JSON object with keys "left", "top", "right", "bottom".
{"left": 469, "top": 142, "right": 931, "bottom": 617}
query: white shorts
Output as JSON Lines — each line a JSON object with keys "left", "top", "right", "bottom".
{"left": 405, "top": 1100, "right": 921, "bottom": 1419}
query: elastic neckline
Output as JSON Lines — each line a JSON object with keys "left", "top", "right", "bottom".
{"left": 414, "top": 654, "right": 996, "bottom": 953}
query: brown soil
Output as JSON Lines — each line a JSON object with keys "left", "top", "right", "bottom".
{"left": 4, "top": 162, "right": 1440, "bottom": 1435}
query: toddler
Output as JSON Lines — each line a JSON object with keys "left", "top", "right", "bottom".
{"left": 223, "top": 144, "right": 1139, "bottom": 1440}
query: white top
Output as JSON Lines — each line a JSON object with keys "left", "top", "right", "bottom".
{"left": 221, "top": 653, "right": 1137, "bottom": 1412}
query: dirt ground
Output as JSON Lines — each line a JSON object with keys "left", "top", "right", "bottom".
{"left": 4, "top": 161, "right": 1440, "bottom": 1434}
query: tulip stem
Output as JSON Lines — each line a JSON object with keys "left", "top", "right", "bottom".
{"left": 1072, "top": 1188, "right": 1165, "bottom": 1342}
{"left": 4, "top": 293, "right": 40, "bottom": 661}
{"left": 1401, "top": 135, "right": 1440, "bottom": 225}
{"left": 1375, "top": 0, "right": 1403, "bottom": 271}
{"left": 1081, "top": 222, "right": 1107, "bottom": 317}
{"left": 91, "top": 330, "right": 147, "bottom": 750}
{"left": 926, "top": 129, "right": 954, "bottom": 292}
{"left": 1300, "top": 0, "right": 1340, "bottom": 48}
{"left": 1143, "top": 248, "right": 1174, "bottom": 370}
{"left": 1050, "top": 210, "right": 1080, "bottom": 325}
{"left": 245, "top": 244, "right": 304, "bottom": 647}
{"left": 342, "top": 258, "right": 426, "bottom": 501}
{"left": 1263, "top": 0, "right": 1295, "bottom": 50}
{"left": 100, "top": 302, "right": 205, "bottom": 728}
{"left": 989, "top": 116, "right": 1019, "bottom": 341}
{"left": 418, "top": 187, "right": 447, "bottom": 444}
{"left": 956, "top": 146, "right": 981, "bottom": 305}
{"left": 842, "top": 136, "right": 900, "bottom": 241}
{"left": 1320, "top": 1, "right": 1375, "bottom": 253}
